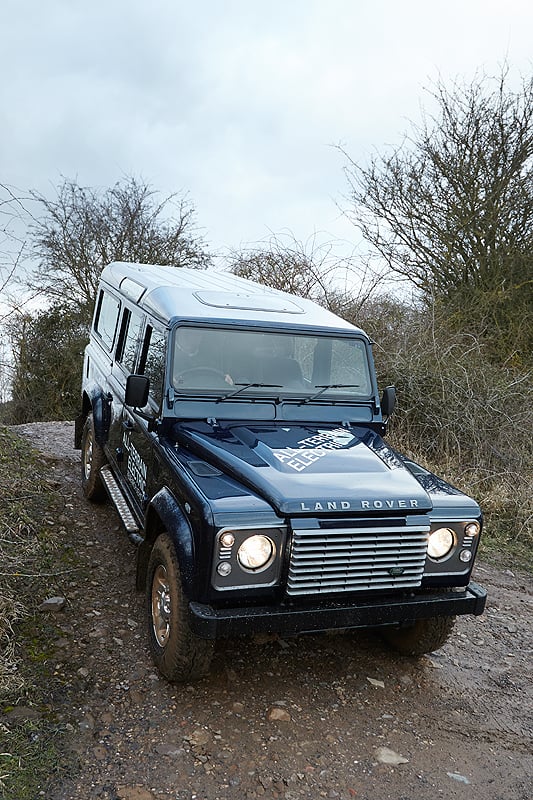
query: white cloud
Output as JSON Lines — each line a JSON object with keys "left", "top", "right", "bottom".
{"left": 1, "top": 0, "right": 532, "bottom": 256}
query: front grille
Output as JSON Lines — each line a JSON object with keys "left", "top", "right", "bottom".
{"left": 287, "top": 522, "right": 429, "bottom": 596}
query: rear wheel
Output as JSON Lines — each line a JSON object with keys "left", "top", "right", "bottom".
{"left": 81, "top": 413, "right": 107, "bottom": 501}
{"left": 147, "top": 533, "right": 214, "bottom": 682}
{"left": 382, "top": 615, "right": 456, "bottom": 656}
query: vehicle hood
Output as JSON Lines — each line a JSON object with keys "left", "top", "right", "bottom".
{"left": 175, "top": 422, "right": 432, "bottom": 516}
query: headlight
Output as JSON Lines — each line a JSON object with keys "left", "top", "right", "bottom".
{"left": 237, "top": 535, "right": 275, "bottom": 572}
{"left": 212, "top": 525, "right": 285, "bottom": 590}
{"left": 427, "top": 527, "right": 455, "bottom": 560}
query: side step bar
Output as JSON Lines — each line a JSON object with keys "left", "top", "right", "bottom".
{"left": 100, "top": 465, "right": 143, "bottom": 545}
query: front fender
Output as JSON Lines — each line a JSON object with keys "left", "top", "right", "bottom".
{"left": 77, "top": 383, "right": 112, "bottom": 448}
{"left": 136, "top": 487, "right": 196, "bottom": 597}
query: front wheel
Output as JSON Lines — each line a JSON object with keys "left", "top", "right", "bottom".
{"left": 382, "top": 615, "right": 456, "bottom": 656}
{"left": 146, "top": 533, "right": 214, "bottom": 682}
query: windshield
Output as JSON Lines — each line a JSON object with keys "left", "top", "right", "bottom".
{"left": 171, "top": 327, "right": 373, "bottom": 400}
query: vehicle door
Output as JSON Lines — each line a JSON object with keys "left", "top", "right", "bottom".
{"left": 130, "top": 323, "right": 168, "bottom": 499}
{"left": 121, "top": 320, "right": 168, "bottom": 511}
{"left": 107, "top": 305, "right": 150, "bottom": 516}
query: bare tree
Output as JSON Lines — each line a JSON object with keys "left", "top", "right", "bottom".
{"left": 1, "top": 183, "right": 31, "bottom": 312}
{"left": 0, "top": 184, "right": 32, "bottom": 408}
{"left": 4, "top": 176, "right": 211, "bottom": 421}
{"left": 228, "top": 232, "right": 384, "bottom": 321}
{"left": 28, "top": 176, "right": 211, "bottom": 313}
{"left": 342, "top": 69, "right": 533, "bottom": 363}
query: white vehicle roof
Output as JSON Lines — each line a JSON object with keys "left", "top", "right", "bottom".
{"left": 99, "top": 262, "right": 365, "bottom": 335}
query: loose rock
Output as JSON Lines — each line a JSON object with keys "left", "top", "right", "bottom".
{"left": 38, "top": 596, "right": 66, "bottom": 612}
{"left": 375, "top": 747, "right": 409, "bottom": 765}
{"left": 447, "top": 772, "right": 471, "bottom": 784}
{"left": 267, "top": 707, "right": 292, "bottom": 722}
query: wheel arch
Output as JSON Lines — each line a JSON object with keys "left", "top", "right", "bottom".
{"left": 137, "top": 487, "right": 196, "bottom": 597}
{"left": 75, "top": 383, "right": 112, "bottom": 449}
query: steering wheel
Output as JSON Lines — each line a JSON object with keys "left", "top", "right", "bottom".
{"left": 176, "top": 367, "right": 228, "bottom": 387}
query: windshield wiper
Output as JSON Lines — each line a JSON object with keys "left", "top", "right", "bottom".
{"left": 302, "top": 383, "right": 360, "bottom": 404}
{"left": 217, "top": 382, "right": 283, "bottom": 402}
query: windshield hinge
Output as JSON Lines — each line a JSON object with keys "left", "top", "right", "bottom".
{"left": 166, "top": 387, "right": 175, "bottom": 409}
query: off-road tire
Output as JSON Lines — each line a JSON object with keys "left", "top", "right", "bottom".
{"left": 382, "top": 615, "right": 456, "bottom": 656}
{"left": 81, "top": 413, "right": 107, "bottom": 501}
{"left": 147, "top": 533, "right": 214, "bottom": 682}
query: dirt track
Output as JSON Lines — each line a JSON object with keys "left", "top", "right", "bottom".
{"left": 14, "top": 422, "right": 533, "bottom": 800}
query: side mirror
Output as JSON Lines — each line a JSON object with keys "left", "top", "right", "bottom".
{"left": 381, "top": 385, "right": 396, "bottom": 418}
{"left": 125, "top": 374, "right": 150, "bottom": 408}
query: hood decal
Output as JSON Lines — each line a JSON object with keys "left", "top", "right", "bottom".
{"left": 270, "top": 427, "right": 356, "bottom": 472}
{"left": 175, "top": 422, "right": 432, "bottom": 515}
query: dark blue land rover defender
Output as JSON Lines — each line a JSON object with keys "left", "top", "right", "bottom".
{"left": 76, "top": 262, "right": 486, "bottom": 681}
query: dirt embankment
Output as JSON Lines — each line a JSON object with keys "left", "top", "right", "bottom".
{"left": 12, "top": 422, "right": 533, "bottom": 800}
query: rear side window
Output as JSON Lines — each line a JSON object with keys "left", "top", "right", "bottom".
{"left": 140, "top": 327, "right": 167, "bottom": 407}
{"left": 94, "top": 290, "right": 121, "bottom": 350}
{"left": 116, "top": 308, "right": 144, "bottom": 373}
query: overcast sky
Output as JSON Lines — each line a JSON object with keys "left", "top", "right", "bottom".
{"left": 2, "top": 0, "right": 532, "bottom": 261}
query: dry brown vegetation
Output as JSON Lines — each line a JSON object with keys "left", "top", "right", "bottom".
{"left": 0, "top": 428, "right": 62, "bottom": 700}
{"left": 357, "top": 299, "right": 533, "bottom": 559}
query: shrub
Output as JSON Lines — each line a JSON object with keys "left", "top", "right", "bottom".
{"left": 357, "top": 299, "right": 533, "bottom": 551}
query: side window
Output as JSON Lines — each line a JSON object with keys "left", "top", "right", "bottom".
{"left": 140, "top": 326, "right": 167, "bottom": 407}
{"left": 94, "top": 290, "right": 121, "bottom": 350}
{"left": 116, "top": 308, "right": 144, "bottom": 373}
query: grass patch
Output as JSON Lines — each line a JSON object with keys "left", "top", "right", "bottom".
{"left": 0, "top": 426, "right": 67, "bottom": 799}
{"left": 388, "top": 437, "right": 533, "bottom": 573}
{"left": 478, "top": 524, "right": 533, "bottom": 572}
{"left": 0, "top": 719, "right": 64, "bottom": 800}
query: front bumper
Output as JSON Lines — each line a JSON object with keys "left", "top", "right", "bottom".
{"left": 188, "top": 581, "right": 487, "bottom": 639}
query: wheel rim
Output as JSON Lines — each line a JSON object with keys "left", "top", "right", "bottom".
{"left": 83, "top": 431, "right": 93, "bottom": 480}
{"left": 151, "top": 564, "right": 171, "bottom": 647}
